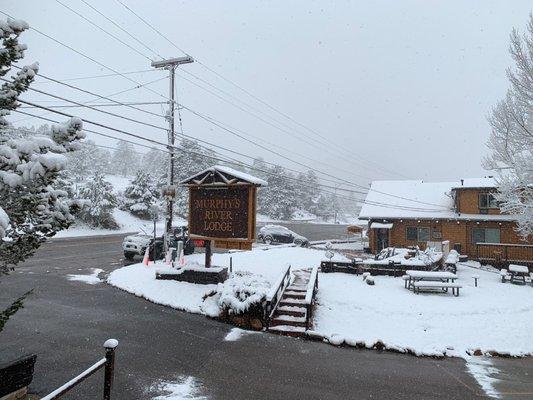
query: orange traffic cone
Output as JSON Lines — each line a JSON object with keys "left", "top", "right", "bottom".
{"left": 142, "top": 247, "right": 150, "bottom": 266}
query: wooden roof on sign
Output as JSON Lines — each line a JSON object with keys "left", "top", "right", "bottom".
{"left": 179, "top": 165, "right": 267, "bottom": 187}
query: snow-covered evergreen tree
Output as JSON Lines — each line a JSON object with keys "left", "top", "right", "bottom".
{"left": 77, "top": 172, "right": 118, "bottom": 229}
{"left": 485, "top": 14, "right": 533, "bottom": 238}
{"left": 141, "top": 147, "right": 167, "bottom": 178}
{"left": 172, "top": 139, "right": 212, "bottom": 217}
{"left": 123, "top": 171, "right": 159, "bottom": 219}
{"left": 259, "top": 165, "right": 297, "bottom": 220}
{"left": 111, "top": 140, "right": 139, "bottom": 177}
{"left": 65, "top": 140, "right": 111, "bottom": 183}
{"left": 0, "top": 18, "right": 85, "bottom": 272}
{"left": 295, "top": 170, "right": 319, "bottom": 212}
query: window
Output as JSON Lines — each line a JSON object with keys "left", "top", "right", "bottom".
{"left": 479, "top": 193, "right": 499, "bottom": 209}
{"left": 406, "top": 227, "right": 430, "bottom": 242}
{"left": 472, "top": 228, "right": 500, "bottom": 244}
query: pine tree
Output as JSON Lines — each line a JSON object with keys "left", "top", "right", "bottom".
{"left": 65, "top": 140, "right": 111, "bottom": 183}
{"left": 0, "top": 18, "right": 85, "bottom": 272}
{"left": 259, "top": 165, "right": 297, "bottom": 220}
{"left": 111, "top": 140, "right": 139, "bottom": 177}
{"left": 173, "top": 138, "right": 212, "bottom": 218}
{"left": 123, "top": 171, "right": 159, "bottom": 219}
{"left": 77, "top": 172, "right": 118, "bottom": 229}
{"left": 141, "top": 147, "right": 167, "bottom": 178}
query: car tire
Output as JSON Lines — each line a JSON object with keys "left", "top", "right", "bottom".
{"left": 124, "top": 252, "right": 135, "bottom": 261}
{"left": 263, "top": 236, "right": 273, "bottom": 245}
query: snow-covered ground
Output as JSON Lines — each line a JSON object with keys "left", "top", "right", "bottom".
{"left": 314, "top": 262, "right": 533, "bottom": 358}
{"left": 107, "top": 246, "right": 532, "bottom": 360}
{"left": 312, "top": 240, "right": 364, "bottom": 251}
{"left": 66, "top": 268, "right": 103, "bottom": 284}
{"left": 148, "top": 376, "right": 207, "bottom": 400}
{"left": 55, "top": 209, "right": 187, "bottom": 239}
{"left": 108, "top": 247, "right": 349, "bottom": 314}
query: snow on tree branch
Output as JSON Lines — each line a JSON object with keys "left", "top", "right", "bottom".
{"left": 485, "top": 13, "right": 533, "bottom": 239}
{"left": 0, "top": 18, "right": 85, "bottom": 272}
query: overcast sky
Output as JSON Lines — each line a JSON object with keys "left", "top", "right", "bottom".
{"left": 4, "top": 0, "right": 532, "bottom": 188}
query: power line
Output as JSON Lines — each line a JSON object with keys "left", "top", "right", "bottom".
{"left": 174, "top": 68, "right": 399, "bottom": 179}
{"left": 78, "top": 0, "right": 164, "bottom": 60}
{"left": 111, "top": 0, "right": 408, "bottom": 179}
{"left": 54, "top": 0, "right": 153, "bottom": 62}
{"left": 19, "top": 67, "right": 372, "bottom": 184}
{"left": 181, "top": 104, "right": 376, "bottom": 183}
{"left": 15, "top": 82, "right": 447, "bottom": 208}
{"left": 11, "top": 68, "right": 167, "bottom": 123}
{"left": 10, "top": 73, "right": 369, "bottom": 190}
{"left": 19, "top": 101, "right": 167, "bottom": 109}
{"left": 16, "top": 85, "right": 372, "bottom": 193}
{"left": 0, "top": 10, "right": 444, "bottom": 208}
{"left": 14, "top": 96, "right": 362, "bottom": 192}
{"left": 0, "top": 9, "right": 170, "bottom": 103}
{"left": 31, "top": 68, "right": 156, "bottom": 84}
{"left": 9, "top": 109, "right": 448, "bottom": 212}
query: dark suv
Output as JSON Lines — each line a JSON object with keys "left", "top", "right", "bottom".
{"left": 258, "top": 225, "right": 309, "bottom": 247}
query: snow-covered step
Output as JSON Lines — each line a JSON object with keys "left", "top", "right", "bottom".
{"left": 271, "top": 315, "right": 307, "bottom": 327}
{"left": 279, "top": 298, "right": 306, "bottom": 306}
{"left": 268, "top": 325, "right": 307, "bottom": 337}
{"left": 286, "top": 285, "right": 307, "bottom": 292}
{"left": 277, "top": 305, "right": 306, "bottom": 317}
{"left": 284, "top": 290, "right": 306, "bottom": 299}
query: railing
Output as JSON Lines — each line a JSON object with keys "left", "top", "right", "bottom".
{"left": 476, "top": 243, "right": 533, "bottom": 267}
{"left": 264, "top": 265, "right": 291, "bottom": 328}
{"left": 304, "top": 265, "right": 319, "bottom": 329}
{"left": 42, "top": 339, "right": 118, "bottom": 400}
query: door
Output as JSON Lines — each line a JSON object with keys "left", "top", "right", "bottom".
{"left": 376, "top": 228, "right": 389, "bottom": 251}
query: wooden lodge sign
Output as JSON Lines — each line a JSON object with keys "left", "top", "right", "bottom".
{"left": 189, "top": 186, "right": 251, "bottom": 239}
{"left": 180, "top": 166, "right": 266, "bottom": 250}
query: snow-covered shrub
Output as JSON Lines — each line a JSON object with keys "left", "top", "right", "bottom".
{"left": 202, "top": 271, "right": 271, "bottom": 317}
{"left": 77, "top": 172, "right": 118, "bottom": 229}
{"left": 122, "top": 170, "right": 159, "bottom": 219}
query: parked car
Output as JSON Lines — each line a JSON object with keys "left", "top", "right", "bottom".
{"left": 122, "top": 226, "right": 195, "bottom": 260}
{"left": 258, "top": 225, "right": 309, "bottom": 247}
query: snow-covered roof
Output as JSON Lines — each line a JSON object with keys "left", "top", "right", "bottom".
{"left": 180, "top": 165, "right": 267, "bottom": 186}
{"left": 370, "top": 222, "right": 393, "bottom": 229}
{"left": 358, "top": 179, "right": 516, "bottom": 221}
{"left": 450, "top": 177, "right": 497, "bottom": 189}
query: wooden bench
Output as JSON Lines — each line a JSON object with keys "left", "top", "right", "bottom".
{"left": 412, "top": 281, "right": 462, "bottom": 297}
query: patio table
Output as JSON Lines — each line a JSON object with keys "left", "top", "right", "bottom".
{"left": 405, "top": 270, "right": 458, "bottom": 291}
{"left": 509, "top": 264, "right": 529, "bottom": 285}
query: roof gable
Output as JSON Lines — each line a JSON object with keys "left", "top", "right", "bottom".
{"left": 179, "top": 165, "right": 267, "bottom": 186}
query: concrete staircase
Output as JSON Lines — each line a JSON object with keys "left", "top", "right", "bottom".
{"left": 267, "top": 269, "right": 313, "bottom": 337}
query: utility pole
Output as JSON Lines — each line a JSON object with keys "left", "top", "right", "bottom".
{"left": 151, "top": 56, "right": 194, "bottom": 239}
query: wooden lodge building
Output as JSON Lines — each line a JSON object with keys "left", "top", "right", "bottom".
{"left": 359, "top": 178, "right": 532, "bottom": 266}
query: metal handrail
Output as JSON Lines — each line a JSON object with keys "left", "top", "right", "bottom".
{"left": 42, "top": 339, "right": 118, "bottom": 400}
{"left": 304, "top": 265, "right": 319, "bottom": 329}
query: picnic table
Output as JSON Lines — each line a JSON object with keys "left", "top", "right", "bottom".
{"left": 403, "top": 270, "right": 461, "bottom": 296}
{"left": 508, "top": 264, "right": 529, "bottom": 285}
